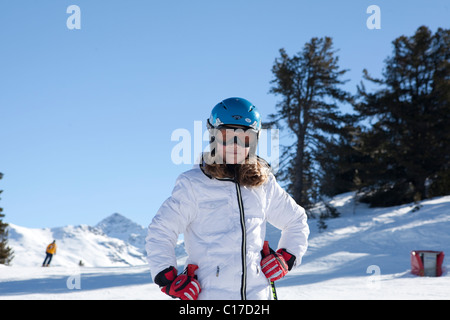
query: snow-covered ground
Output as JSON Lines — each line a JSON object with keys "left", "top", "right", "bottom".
{"left": 278, "top": 193, "right": 450, "bottom": 300}
{"left": 1, "top": 193, "right": 449, "bottom": 300}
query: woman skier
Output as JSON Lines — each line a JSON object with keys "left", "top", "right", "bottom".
{"left": 146, "top": 97, "right": 309, "bottom": 300}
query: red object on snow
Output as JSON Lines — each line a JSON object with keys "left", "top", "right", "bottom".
{"left": 410, "top": 250, "right": 445, "bottom": 277}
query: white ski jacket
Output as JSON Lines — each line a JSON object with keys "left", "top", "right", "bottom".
{"left": 146, "top": 165, "right": 309, "bottom": 300}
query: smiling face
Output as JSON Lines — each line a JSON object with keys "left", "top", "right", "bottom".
{"left": 217, "top": 139, "right": 249, "bottom": 164}
{"left": 211, "top": 125, "right": 258, "bottom": 164}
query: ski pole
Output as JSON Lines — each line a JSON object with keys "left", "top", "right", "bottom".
{"left": 263, "top": 241, "right": 278, "bottom": 300}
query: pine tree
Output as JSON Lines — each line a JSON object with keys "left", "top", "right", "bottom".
{"left": 316, "top": 121, "right": 363, "bottom": 197}
{"left": 0, "top": 172, "right": 14, "bottom": 265}
{"left": 355, "top": 26, "right": 450, "bottom": 206}
{"left": 269, "top": 37, "right": 353, "bottom": 207}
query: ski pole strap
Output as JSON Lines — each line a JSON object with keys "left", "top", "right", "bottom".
{"left": 186, "top": 264, "right": 199, "bottom": 278}
{"left": 263, "top": 241, "right": 271, "bottom": 257}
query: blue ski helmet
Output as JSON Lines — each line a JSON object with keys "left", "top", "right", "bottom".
{"left": 207, "top": 97, "right": 262, "bottom": 132}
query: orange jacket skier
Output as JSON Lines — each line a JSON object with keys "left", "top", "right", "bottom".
{"left": 42, "top": 240, "right": 57, "bottom": 267}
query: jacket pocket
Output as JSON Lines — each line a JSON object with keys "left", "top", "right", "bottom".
{"left": 196, "top": 199, "right": 234, "bottom": 236}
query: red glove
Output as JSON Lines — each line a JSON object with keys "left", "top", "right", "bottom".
{"left": 154, "top": 265, "right": 201, "bottom": 300}
{"left": 261, "top": 241, "right": 296, "bottom": 282}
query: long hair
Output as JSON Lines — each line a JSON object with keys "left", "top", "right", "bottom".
{"left": 201, "top": 154, "right": 270, "bottom": 187}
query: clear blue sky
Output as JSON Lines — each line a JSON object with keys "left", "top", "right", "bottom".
{"left": 1, "top": 0, "right": 449, "bottom": 228}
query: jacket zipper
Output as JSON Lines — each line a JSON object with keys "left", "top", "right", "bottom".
{"left": 199, "top": 161, "right": 247, "bottom": 299}
{"left": 234, "top": 180, "right": 247, "bottom": 300}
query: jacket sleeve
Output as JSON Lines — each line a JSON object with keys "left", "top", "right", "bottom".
{"left": 265, "top": 174, "right": 309, "bottom": 267}
{"left": 145, "top": 173, "right": 197, "bottom": 281}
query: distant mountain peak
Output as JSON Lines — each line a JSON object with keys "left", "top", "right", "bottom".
{"left": 97, "top": 212, "right": 138, "bottom": 226}
{"left": 7, "top": 213, "right": 187, "bottom": 267}
{"left": 95, "top": 213, "right": 147, "bottom": 253}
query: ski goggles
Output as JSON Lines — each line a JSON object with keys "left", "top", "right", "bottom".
{"left": 212, "top": 126, "right": 259, "bottom": 148}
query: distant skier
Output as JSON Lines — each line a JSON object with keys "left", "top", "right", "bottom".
{"left": 42, "top": 240, "right": 57, "bottom": 267}
{"left": 146, "top": 97, "right": 309, "bottom": 300}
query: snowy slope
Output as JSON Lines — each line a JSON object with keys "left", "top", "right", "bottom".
{"left": 1, "top": 194, "right": 449, "bottom": 299}
{"left": 7, "top": 213, "right": 186, "bottom": 268}
{"left": 277, "top": 193, "right": 450, "bottom": 299}
{"left": 8, "top": 223, "right": 147, "bottom": 267}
